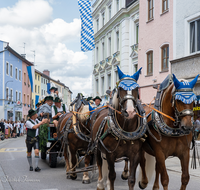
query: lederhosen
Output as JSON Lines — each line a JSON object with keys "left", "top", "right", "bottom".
{"left": 26, "top": 119, "right": 39, "bottom": 152}
{"left": 53, "top": 104, "right": 66, "bottom": 121}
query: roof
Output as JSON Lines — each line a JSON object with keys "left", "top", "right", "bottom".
{"left": 5, "top": 45, "right": 33, "bottom": 66}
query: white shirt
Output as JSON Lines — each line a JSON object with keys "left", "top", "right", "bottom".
{"left": 4, "top": 123, "right": 8, "bottom": 129}
{"left": 26, "top": 119, "right": 40, "bottom": 137}
{"left": 52, "top": 104, "right": 69, "bottom": 118}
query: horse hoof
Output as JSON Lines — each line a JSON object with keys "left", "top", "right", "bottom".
{"left": 82, "top": 179, "right": 90, "bottom": 184}
{"left": 70, "top": 174, "right": 77, "bottom": 180}
{"left": 121, "top": 174, "right": 128, "bottom": 180}
{"left": 139, "top": 181, "right": 147, "bottom": 189}
{"left": 97, "top": 188, "right": 105, "bottom": 190}
{"left": 66, "top": 175, "right": 71, "bottom": 179}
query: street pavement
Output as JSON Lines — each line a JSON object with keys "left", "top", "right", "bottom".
{"left": 0, "top": 136, "right": 199, "bottom": 190}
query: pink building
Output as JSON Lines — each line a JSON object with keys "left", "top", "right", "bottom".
{"left": 138, "top": 0, "right": 173, "bottom": 103}
{"left": 22, "top": 59, "right": 33, "bottom": 120}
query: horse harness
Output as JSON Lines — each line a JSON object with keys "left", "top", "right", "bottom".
{"left": 151, "top": 74, "right": 193, "bottom": 137}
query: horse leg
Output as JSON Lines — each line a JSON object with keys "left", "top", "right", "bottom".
{"left": 153, "top": 154, "right": 169, "bottom": 190}
{"left": 107, "top": 156, "right": 116, "bottom": 190}
{"left": 179, "top": 151, "right": 190, "bottom": 190}
{"left": 69, "top": 144, "right": 77, "bottom": 180}
{"left": 121, "top": 158, "right": 129, "bottom": 180}
{"left": 97, "top": 150, "right": 105, "bottom": 190}
{"left": 82, "top": 155, "right": 91, "bottom": 184}
{"left": 64, "top": 145, "right": 71, "bottom": 179}
{"left": 128, "top": 152, "right": 140, "bottom": 190}
{"left": 138, "top": 151, "right": 148, "bottom": 189}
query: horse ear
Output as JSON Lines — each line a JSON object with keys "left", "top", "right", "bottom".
{"left": 189, "top": 74, "right": 199, "bottom": 88}
{"left": 117, "top": 66, "right": 125, "bottom": 80}
{"left": 131, "top": 67, "right": 142, "bottom": 81}
{"left": 172, "top": 74, "right": 181, "bottom": 89}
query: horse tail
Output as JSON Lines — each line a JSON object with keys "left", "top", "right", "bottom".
{"left": 137, "top": 153, "right": 155, "bottom": 187}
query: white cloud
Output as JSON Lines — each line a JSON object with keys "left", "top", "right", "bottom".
{"left": 0, "top": 0, "right": 53, "bottom": 28}
{"left": 0, "top": 0, "right": 92, "bottom": 98}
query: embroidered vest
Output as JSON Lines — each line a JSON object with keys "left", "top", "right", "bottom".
{"left": 53, "top": 104, "right": 66, "bottom": 121}
{"left": 27, "top": 119, "right": 39, "bottom": 138}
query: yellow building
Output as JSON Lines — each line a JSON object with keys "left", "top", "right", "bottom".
{"left": 32, "top": 70, "right": 41, "bottom": 109}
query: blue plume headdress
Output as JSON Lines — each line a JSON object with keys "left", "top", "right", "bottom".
{"left": 173, "top": 74, "right": 199, "bottom": 104}
{"left": 117, "top": 66, "right": 142, "bottom": 91}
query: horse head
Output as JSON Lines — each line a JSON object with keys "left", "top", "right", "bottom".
{"left": 171, "top": 74, "right": 199, "bottom": 130}
{"left": 112, "top": 66, "right": 142, "bottom": 119}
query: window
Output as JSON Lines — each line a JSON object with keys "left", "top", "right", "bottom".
{"left": 96, "top": 79, "right": 99, "bottom": 95}
{"left": 147, "top": 51, "right": 153, "bottom": 75}
{"left": 96, "top": 47, "right": 99, "bottom": 63}
{"left": 102, "top": 12, "right": 105, "bottom": 26}
{"left": 27, "top": 95, "right": 29, "bottom": 104}
{"left": 24, "top": 94, "right": 26, "bottom": 104}
{"left": 115, "top": 70, "right": 119, "bottom": 85}
{"left": 16, "top": 91, "right": 18, "bottom": 101}
{"left": 116, "top": 31, "right": 119, "bottom": 51}
{"left": 108, "top": 74, "right": 111, "bottom": 90}
{"left": 136, "top": 24, "right": 139, "bottom": 44}
{"left": 19, "top": 70, "right": 21, "bottom": 81}
{"left": 38, "top": 86, "right": 40, "bottom": 94}
{"left": 134, "top": 64, "right": 138, "bottom": 73}
{"left": 38, "top": 75, "right": 40, "bottom": 81}
{"left": 108, "top": 37, "right": 111, "bottom": 55}
{"left": 161, "top": 45, "right": 169, "bottom": 71}
{"left": 101, "top": 77, "right": 104, "bottom": 95}
{"left": 102, "top": 42, "right": 105, "bottom": 60}
{"left": 19, "top": 92, "right": 21, "bottom": 102}
{"left": 24, "top": 73, "right": 26, "bottom": 85}
{"left": 41, "top": 78, "right": 43, "bottom": 83}
{"left": 148, "top": 0, "right": 154, "bottom": 20}
{"left": 116, "top": 0, "right": 119, "bottom": 12}
{"left": 96, "top": 19, "right": 99, "bottom": 31}
{"left": 35, "top": 85, "right": 37, "bottom": 93}
{"left": 108, "top": 5, "right": 112, "bottom": 20}
{"left": 10, "top": 65, "right": 13, "bottom": 77}
{"left": 35, "top": 74, "right": 37, "bottom": 80}
{"left": 6, "top": 88, "right": 9, "bottom": 100}
{"left": 162, "top": 0, "right": 168, "bottom": 13}
{"left": 15, "top": 68, "right": 18, "bottom": 80}
{"left": 42, "top": 89, "right": 43, "bottom": 96}
{"left": 10, "top": 89, "right": 13, "bottom": 101}
{"left": 6, "top": 62, "right": 9, "bottom": 75}
{"left": 190, "top": 18, "right": 200, "bottom": 53}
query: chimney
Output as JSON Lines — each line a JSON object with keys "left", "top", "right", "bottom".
{"left": 43, "top": 70, "right": 50, "bottom": 77}
{"left": 21, "top": 54, "right": 26, "bottom": 59}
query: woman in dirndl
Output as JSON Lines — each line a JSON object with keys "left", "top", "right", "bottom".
{"left": 4, "top": 120, "right": 8, "bottom": 139}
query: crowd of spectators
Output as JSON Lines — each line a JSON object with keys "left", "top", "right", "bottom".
{"left": 0, "top": 119, "right": 26, "bottom": 140}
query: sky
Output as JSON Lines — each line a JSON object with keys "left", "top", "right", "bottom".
{"left": 0, "top": 0, "right": 94, "bottom": 98}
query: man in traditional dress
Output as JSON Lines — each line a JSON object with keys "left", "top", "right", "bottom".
{"left": 49, "top": 87, "right": 63, "bottom": 100}
{"left": 26, "top": 109, "right": 48, "bottom": 172}
{"left": 52, "top": 97, "right": 69, "bottom": 127}
{"left": 93, "top": 96, "right": 103, "bottom": 108}
{"left": 38, "top": 96, "right": 53, "bottom": 121}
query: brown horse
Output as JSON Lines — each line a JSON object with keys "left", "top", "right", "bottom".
{"left": 57, "top": 94, "right": 92, "bottom": 183}
{"left": 91, "top": 75, "right": 147, "bottom": 189}
{"left": 138, "top": 74, "right": 199, "bottom": 190}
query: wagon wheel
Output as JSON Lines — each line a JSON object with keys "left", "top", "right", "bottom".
{"left": 41, "top": 146, "right": 47, "bottom": 160}
{"left": 49, "top": 148, "right": 57, "bottom": 168}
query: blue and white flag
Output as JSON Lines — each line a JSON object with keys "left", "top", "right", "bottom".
{"left": 27, "top": 66, "right": 34, "bottom": 92}
{"left": 78, "top": 0, "right": 95, "bottom": 52}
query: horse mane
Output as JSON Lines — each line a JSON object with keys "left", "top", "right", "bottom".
{"left": 112, "top": 91, "right": 118, "bottom": 109}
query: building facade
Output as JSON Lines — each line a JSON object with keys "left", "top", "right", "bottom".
{"left": 92, "top": 0, "right": 139, "bottom": 102}
{"left": 0, "top": 42, "right": 23, "bottom": 121}
{"left": 171, "top": 0, "right": 200, "bottom": 93}
{"left": 138, "top": 0, "right": 173, "bottom": 103}
{"left": 32, "top": 70, "right": 41, "bottom": 108}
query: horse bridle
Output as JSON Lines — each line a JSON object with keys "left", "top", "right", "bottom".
{"left": 172, "top": 88, "right": 194, "bottom": 128}
{"left": 117, "top": 77, "right": 138, "bottom": 117}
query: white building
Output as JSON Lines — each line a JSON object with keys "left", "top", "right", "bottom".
{"left": 92, "top": 0, "right": 139, "bottom": 103}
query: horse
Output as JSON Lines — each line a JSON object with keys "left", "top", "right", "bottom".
{"left": 138, "top": 74, "right": 199, "bottom": 190}
{"left": 91, "top": 66, "right": 147, "bottom": 190}
{"left": 57, "top": 93, "right": 92, "bottom": 184}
